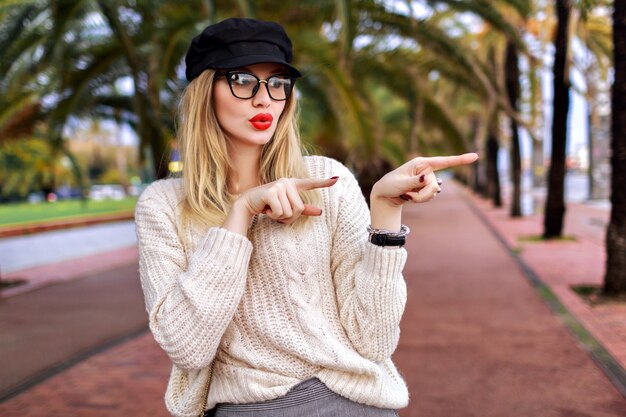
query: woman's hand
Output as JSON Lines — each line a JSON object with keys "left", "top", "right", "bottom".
{"left": 369, "top": 153, "right": 478, "bottom": 232}
{"left": 371, "top": 153, "right": 479, "bottom": 207}
{"left": 237, "top": 176, "right": 339, "bottom": 224}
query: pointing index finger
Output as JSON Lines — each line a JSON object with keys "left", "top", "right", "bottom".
{"left": 425, "top": 153, "right": 479, "bottom": 171}
{"left": 294, "top": 176, "right": 339, "bottom": 192}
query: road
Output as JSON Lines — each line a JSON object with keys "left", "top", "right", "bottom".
{"left": 0, "top": 221, "right": 136, "bottom": 273}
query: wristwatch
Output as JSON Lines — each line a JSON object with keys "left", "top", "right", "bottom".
{"left": 367, "top": 225, "right": 410, "bottom": 247}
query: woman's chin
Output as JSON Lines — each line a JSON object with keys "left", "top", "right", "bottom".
{"left": 230, "top": 133, "right": 275, "bottom": 149}
{"left": 249, "top": 128, "right": 278, "bottom": 144}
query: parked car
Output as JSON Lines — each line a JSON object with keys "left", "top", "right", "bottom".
{"left": 127, "top": 183, "right": 148, "bottom": 197}
{"left": 27, "top": 192, "right": 44, "bottom": 204}
{"left": 89, "top": 184, "right": 126, "bottom": 201}
{"left": 56, "top": 186, "right": 82, "bottom": 199}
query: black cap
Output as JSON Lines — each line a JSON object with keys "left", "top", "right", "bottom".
{"left": 185, "top": 18, "right": 302, "bottom": 82}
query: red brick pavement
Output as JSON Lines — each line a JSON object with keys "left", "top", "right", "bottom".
{"left": 395, "top": 183, "right": 625, "bottom": 417}
{"left": 0, "top": 332, "right": 170, "bottom": 417}
{"left": 465, "top": 187, "right": 626, "bottom": 372}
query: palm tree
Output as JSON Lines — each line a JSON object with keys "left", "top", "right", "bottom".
{"left": 0, "top": 3, "right": 50, "bottom": 142}
{"left": 524, "top": 5, "right": 552, "bottom": 190}
{"left": 485, "top": 0, "right": 533, "bottom": 217}
{"left": 543, "top": 0, "right": 572, "bottom": 239}
{"left": 505, "top": 38, "right": 522, "bottom": 216}
{"left": 570, "top": 6, "right": 612, "bottom": 201}
{"left": 543, "top": 0, "right": 610, "bottom": 237}
{"left": 0, "top": 0, "right": 96, "bottom": 193}
{"left": 604, "top": 1, "right": 626, "bottom": 295}
{"left": 2, "top": 0, "right": 224, "bottom": 182}
{"left": 268, "top": 1, "right": 507, "bottom": 199}
{"left": 352, "top": 1, "right": 528, "bottom": 199}
{"left": 486, "top": 117, "right": 502, "bottom": 207}
{"left": 95, "top": 0, "right": 222, "bottom": 179}
{"left": 410, "top": 1, "right": 535, "bottom": 207}
{"left": 0, "top": 0, "right": 530, "bottom": 193}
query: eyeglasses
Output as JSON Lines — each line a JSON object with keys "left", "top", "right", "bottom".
{"left": 216, "top": 71, "right": 296, "bottom": 101}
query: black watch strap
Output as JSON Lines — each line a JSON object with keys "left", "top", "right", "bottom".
{"left": 369, "top": 233, "right": 407, "bottom": 247}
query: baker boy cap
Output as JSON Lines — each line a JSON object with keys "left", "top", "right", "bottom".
{"left": 185, "top": 17, "right": 302, "bottom": 82}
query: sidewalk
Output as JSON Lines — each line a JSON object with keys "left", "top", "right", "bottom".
{"left": 0, "top": 182, "right": 624, "bottom": 416}
{"left": 465, "top": 185, "right": 626, "bottom": 375}
{"left": 396, "top": 182, "right": 625, "bottom": 416}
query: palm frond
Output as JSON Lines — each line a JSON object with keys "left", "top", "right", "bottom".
{"left": 425, "top": 0, "right": 527, "bottom": 49}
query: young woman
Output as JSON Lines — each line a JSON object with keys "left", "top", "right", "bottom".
{"left": 135, "top": 17, "right": 477, "bottom": 417}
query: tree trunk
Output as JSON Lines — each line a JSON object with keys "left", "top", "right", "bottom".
{"left": 473, "top": 109, "right": 494, "bottom": 200}
{"left": 506, "top": 40, "right": 522, "bottom": 217}
{"left": 604, "top": 2, "right": 626, "bottom": 295}
{"left": 486, "top": 125, "right": 502, "bottom": 208}
{"left": 587, "top": 103, "right": 595, "bottom": 199}
{"left": 529, "top": 55, "right": 545, "bottom": 189}
{"left": 148, "top": 129, "right": 169, "bottom": 180}
{"left": 469, "top": 118, "right": 485, "bottom": 195}
{"left": 543, "top": 0, "right": 571, "bottom": 238}
{"left": 356, "top": 157, "right": 392, "bottom": 206}
{"left": 135, "top": 93, "right": 169, "bottom": 181}
{"left": 98, "top": 1, "right": 170, "bottom": 180}
{"left": 408, "top": 95, "right": 423, "bottom": 156}
{"left": 531, "top": 139, "right": 545, "bottom": 189}
{"left": 586, "top": 79, "right": 611, "bottom": 201}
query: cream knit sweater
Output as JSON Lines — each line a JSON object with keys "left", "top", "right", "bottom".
{"left": 135, "top": 156, "right": 409, "bottom": 417}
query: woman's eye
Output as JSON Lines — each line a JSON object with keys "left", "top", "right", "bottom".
{"left": 268, "top": 77, "right": 291, "bottom": 89}
{"left": 231, "top": 74, "right": 255, "bottom": 86}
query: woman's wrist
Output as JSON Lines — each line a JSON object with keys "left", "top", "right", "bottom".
{"left": 222, "top": 198, "right": 255, "bottom": 236}
{"left": 369, "top": 193, "right": 403, "bottom": 232}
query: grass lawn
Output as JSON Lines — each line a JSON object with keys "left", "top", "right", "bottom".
{"left": 0, "top": 198, "right": 137, "bottom": 228}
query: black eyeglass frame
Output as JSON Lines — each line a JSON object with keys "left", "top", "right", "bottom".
{"left": 215, "top": 70, "right": 298, "bottom": 101}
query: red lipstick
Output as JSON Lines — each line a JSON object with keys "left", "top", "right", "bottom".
{"left": 249, "top": 113, "right": 273, "bottom": 130}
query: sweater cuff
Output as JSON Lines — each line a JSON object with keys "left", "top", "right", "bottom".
{"left": 198, "top": 226, "right": 253, "bottom": 267}
{"left": 180, "top": 227, "right": 253, "bottom": 295}
{"left": 356, "top": 243, "right": 407, "bottom": 295}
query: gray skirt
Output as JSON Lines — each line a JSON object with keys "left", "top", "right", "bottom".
{"left": 213, "top": 378, "right": 398, "bottom": 417}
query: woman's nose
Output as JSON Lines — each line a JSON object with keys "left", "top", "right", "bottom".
{"left": 252, "top": 82, "right": 271, "bottom": 107}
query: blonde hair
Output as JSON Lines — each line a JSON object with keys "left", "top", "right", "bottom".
{"left": 176, "top": 69, "right": 317, "bottom": 231}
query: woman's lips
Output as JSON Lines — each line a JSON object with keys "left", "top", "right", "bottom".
{"left": 249, "top": 113, "right": 273, "bottom": 130}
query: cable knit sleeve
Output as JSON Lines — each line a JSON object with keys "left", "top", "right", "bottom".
{"left": 135, "top": 181, "right": 253, "bottom": 370}
{"left": 326, "top": 160, "right": 408, "bottom": 363}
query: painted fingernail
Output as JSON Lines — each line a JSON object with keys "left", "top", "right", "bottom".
{"left": 419, "top": 175, "right": 425, "bottom": 183}
{"left": 330, "top": 176, "right": 339, "bottom": 180}
{"left": 400, "top": 194, "right": 411, "bottom": 201}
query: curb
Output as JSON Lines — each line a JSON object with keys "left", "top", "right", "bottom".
{"left": 0, "top": 212, "right": 135, "bottom": 238}
{"left": 460, "top": 187, "right": 626, "bottom": 399}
